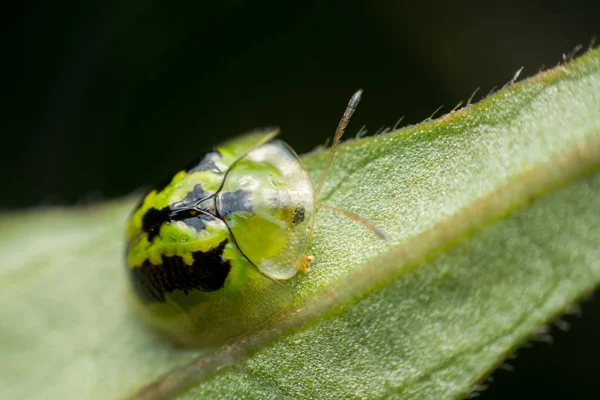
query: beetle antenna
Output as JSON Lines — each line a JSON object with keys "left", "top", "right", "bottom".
{"left": 298, "top": 90, "right": 384, "bottom": 271}
{"left": 314, "top": 89, "right": 362, "bottom": 199}
{"left": 317, "top": 203, "right": 387, "bottom": 239}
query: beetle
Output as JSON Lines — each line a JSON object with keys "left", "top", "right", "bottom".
{"left": 125, "top": 90, "right": 384, "bottom": 346}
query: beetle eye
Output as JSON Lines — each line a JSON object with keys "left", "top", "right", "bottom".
{"left": 292, "top": 206, "right": 305, "bottom": 226}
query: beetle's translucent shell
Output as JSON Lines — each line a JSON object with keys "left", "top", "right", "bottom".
{"left": 221, "top": 140, "right": 314, "bottom": 279}
{"left": 126, "top": 130, "right": 314, "bottom": 346}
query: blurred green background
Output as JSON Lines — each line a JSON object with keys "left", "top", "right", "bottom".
{"left": 2, "top": 0, "right": 599, "bottom": 398}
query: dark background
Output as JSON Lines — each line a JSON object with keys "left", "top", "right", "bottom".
{"left": 2, "top": 0, "right": 599, "bottom": 397}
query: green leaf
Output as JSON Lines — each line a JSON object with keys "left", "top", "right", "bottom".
{"left": 3, "top": 49, "right": 600, "bottom": 399}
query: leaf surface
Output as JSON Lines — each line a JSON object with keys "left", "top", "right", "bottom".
{"left": 2, "top": 49, "right": 600, "bottom": 399}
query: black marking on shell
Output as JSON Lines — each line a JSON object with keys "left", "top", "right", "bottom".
{"left": 141, "top": 185, "right": 214, "bottom": 242}
{"left": 186, "top": 150, "right": 223, "bottom": 174}
{"left": 134, "top": 148, "right": 222, "bottom": 214}
{"left": 218, "top": 190, "right": 253, "bottom": 217}
{"left": 292, "top": 205, "right": 305, "bottom": 226}
{"left": 142, "top": 207, "right": 171, "bottom": 243}
{"left": 183, "top": 214, "right": 213, "bottom": 232}
{"left": 129, "top": 239, "right": 231, "bottom": 303}
{"left": 171, "top": 184, "right": 209, "bottom": 209}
